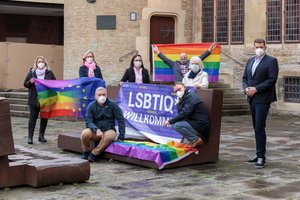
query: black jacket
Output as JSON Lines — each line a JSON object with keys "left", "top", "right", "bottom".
{"left": 23, "top": 68, "right": 56, "bottom": 107}
{"left": 242, "top": 54, "right": 279, "bottom": 104}
{"left": 79, "top": 65, "right": 103, "bottom": 80}
{"left": 85, "top": 99, "right": 125, "bottom": 140}
{"left": 120, "top": 67, "right": 150, "bottom": 83}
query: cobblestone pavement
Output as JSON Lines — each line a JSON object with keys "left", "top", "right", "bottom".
{"left": 1, "top": 114, "right": 300, "bottom": 200}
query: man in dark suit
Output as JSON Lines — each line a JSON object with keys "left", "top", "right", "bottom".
{"left": 242, "top": 38, "right": 279, "bottom": 169}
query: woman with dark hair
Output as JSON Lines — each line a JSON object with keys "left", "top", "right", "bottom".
{"left": 119, "top": 54, "right": 150, "bottom": 85}
{"left": 79, "top": 51, "right": 103, "bottom": 79}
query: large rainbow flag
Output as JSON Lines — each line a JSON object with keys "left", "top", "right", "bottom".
{"left": 35, "top": 77, "right": 105, "bottom": 119}
{"left": 152, "top": 43, "right": 221, "bottom": 82}
{"left": 105, "top": 140, "right": 198, "bottom": 170}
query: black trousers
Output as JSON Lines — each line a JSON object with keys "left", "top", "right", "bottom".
{"left": 28, "top": 106, "right": 48, "bottom": 138}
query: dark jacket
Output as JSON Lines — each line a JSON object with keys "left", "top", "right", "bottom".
{"left": 120, "top": 67, "right": 150, "bottom": 83}
{"left": 85, "top": 99, "right": 125, "bottom": 140}
{"left": 23, "top": 68, "right": 56, "bottom": 107}
{"left": 157, "top": 50, "right": 211, "bottom": 82}
{"left": 169, "top": 89, "right": 209, "bottom": 138}
{"left": 79, "top": 65, "right": 103, "bottom": 80}
{"left": 242, "top": 54, "right": 279, "bottom": 104}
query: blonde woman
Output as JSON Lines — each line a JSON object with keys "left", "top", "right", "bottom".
{"left": 23, "top": 56, "right": 56, "bottom": 144}
{"left": 79, "top": 51, "right": 103, "bottom": 79}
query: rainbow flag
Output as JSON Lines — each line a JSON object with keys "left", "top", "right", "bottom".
{"left": 105, "top": 140, "right": 198, "bottom": 170}
{"left": 152, "top": 43, "right": 221, "bottom": 82}
{"left": 35, "top": 77, "right": 105, "bottom": 119}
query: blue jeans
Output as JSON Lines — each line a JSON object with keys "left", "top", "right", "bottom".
{"left": 249, "top": 103, "right": 270, "bottom": 159}
{"left": 171, "top": 121, "right": 199, "bottom": 143}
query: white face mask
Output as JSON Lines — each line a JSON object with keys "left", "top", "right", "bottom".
{"left": 134, "top": 61, "right": 142, "bottom": 68}
{"left": 190, "top": 64, "right": 200, "bottom": 73}
{"left": 86, "top": 57, "right": 94, "bottom": 64}
{"left": 97, "top": 96, "right": 107, "bottom": 104}
{"left": 255, "top": 48, "right": 265, "bottom": 57}
{"left": 37, "top": 63, "right": 45, "bottom": 69}
{"left": 176, "top": 90, "right": 184, "bottom": 98}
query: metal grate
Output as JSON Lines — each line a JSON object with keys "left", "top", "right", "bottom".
{"left": 216, "top": 0, "right": 228, "bottom": 44}
{"left": 267, "top": 0, "right": 282, "bottom": 43}
{"left": 284, "top": 77, "right": 300, "bottom": 102}
{"left": 285, "top": 0, "right": 300, "bottom": 42}
{"left": 202, "top": 0, "right": 214, "bottom": 42}
{"left": 231, "top": 0, "right": 244, "bottom": 44}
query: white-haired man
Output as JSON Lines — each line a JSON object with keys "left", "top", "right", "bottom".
{"left": 80, "top": 87, "right": 125, "bottom": 162}
{"left": 182, "top": 56, "right": 209, "bottom": 89}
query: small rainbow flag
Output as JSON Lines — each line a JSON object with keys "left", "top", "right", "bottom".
{"left": 152, "top": 43, "right": 221, "bottom": 82}
{"left": 35, "top": 77, "right": 105, "bottom": 119}
{"left": 105, "top": 140, "right": 198, "bottom": 170}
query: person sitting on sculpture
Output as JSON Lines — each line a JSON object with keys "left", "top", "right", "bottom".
{"left": 80, "top": 87, "right": 125, "bottom": 162}
{"left": 162, "top": 82, "right": 209, "bottom": 147}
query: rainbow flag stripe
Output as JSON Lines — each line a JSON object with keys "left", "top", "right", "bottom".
{"left": 35, "top": 77, "right": 105, "bottom": 119}
{"left": 152, "top": 43, "right": 221, "bottom": 82}
{"left": 105, "top": 140, "right": 198, "bottom": 170}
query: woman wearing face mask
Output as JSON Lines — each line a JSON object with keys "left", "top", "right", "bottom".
{"left": 119, "top": 54, "right": 150, "bottom": 86}
{"left": 23, "top": 56, "right": 56, "bottom": 144}
{"left": 182, "top": 56, "right": 209, "bottom": 89}
{"left": 79, "top": 51, "right": 103, "bottom": 79}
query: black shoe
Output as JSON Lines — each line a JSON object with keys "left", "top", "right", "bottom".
{"left": 38, "top": 137, "right": 47, "bottom": 143}
{"left": 88, "top": 153, "right": 97, "bottom": 162}
{"left": 246, "top": 155, "right": 258, "bottom": 163}
{"left": 81, "top": 151, "right": 90, "bottom": 160}
{"left": 28, "top": 138, "right": 33, "bottom": 144}
{"left": 255, "top": 158, "right": 265, "bottom": 169}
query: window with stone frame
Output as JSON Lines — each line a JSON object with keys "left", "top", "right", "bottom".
{"left": 231, "top": 0, "right": 244, "bottom": 44}
{"left": 284, "top": 77, "right": 300, "bottom": 103}
{"left": 216, "top": 0, "right": 228, "bottom": 44}
{"left": 202, "top": 0, "right": 214, "bottom": 42}
{"left": 267, "top": 0, "right": 282, "bottom": 43}
{"left": 284, "top": 0, "right": 300, "bottom": 42}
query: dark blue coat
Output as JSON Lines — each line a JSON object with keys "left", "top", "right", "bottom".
{"left": 242, "top": 54, "right": 279, "bottom": 104}
{"left": 79, "top": 65, "right": 103, "bottom": 80}
{"left": 169, "top": 89, "right": 209, "bottom": 138}
{"left": 85, "top": 99, "right": 125, "bottom": 140}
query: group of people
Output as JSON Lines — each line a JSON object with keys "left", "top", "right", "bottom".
{"left": 23, "top": 38, "right": 278, "bottom": 169}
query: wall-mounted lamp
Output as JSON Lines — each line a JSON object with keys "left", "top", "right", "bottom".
{"left": 87, "top": 0, "right": 96, "bottom": 3}
{"left": 130, "top": 12, "right": 137, "bottom": 21}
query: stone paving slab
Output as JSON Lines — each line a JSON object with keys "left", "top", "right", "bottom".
{"left": 0, "top": 115, "right": 300, "bottom": 200}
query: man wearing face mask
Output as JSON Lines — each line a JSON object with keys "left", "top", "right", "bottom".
{"left": 80, "top": 87, "right": 125, "bottom": 162}
{"left": 152, "top": 43, "right": 218, "bottom": 82}
{"left": 182, "top": 56, "right": 208, "bottom": 89}
{"left": 119, "top": 54, "right": 150, "bottom": 85}
{"left": 24, "top": 56, "right": 56, "bottom": 144}
{"left": 162, "top": 82, "right": 209, "bottom": 148}
{"left": 243, "top": 38, "right": 279, "bottom": 169}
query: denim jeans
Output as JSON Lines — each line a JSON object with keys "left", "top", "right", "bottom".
{"left": 249, "top": 103, "right": 270, "bottom": 159}
{"left": 171, "top": 121, "right": 199, "bottom": 143}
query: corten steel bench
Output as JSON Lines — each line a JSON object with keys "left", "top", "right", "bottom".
{"left": 0, "top": 98, "right": 90, "bottom": 188}
{"left": 58, "top": 86, "right": 223, "bottom": 169}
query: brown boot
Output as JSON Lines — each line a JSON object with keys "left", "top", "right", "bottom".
{"left": 188, "top": 138, "right": 203, "bottom": 148}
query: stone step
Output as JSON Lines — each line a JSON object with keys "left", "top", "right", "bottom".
{"left": 223, "top": 103, "right": 249, "bottom": 110}
{"left": 209, "top": 82, "right": 231, "bottom": 88}
{"left": 222, "top": 109, "right": 251, "bottom": 116}
{"left": 0, "top": 92, "right": 28, "bottom": 99}
{"left": 10, "top": 110, "right": 30, "bottom": 118}
{"left": 223, "top": 93, "right": 246, "bottom": 98}
{"left": 10, "top": 104, "right": 29, "bottom": 111}
{"left": 223, "top": 98, "right": 247, "bottom": 104}
{"left": 7, "top": 98, "right": 28, "bottom": 105}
